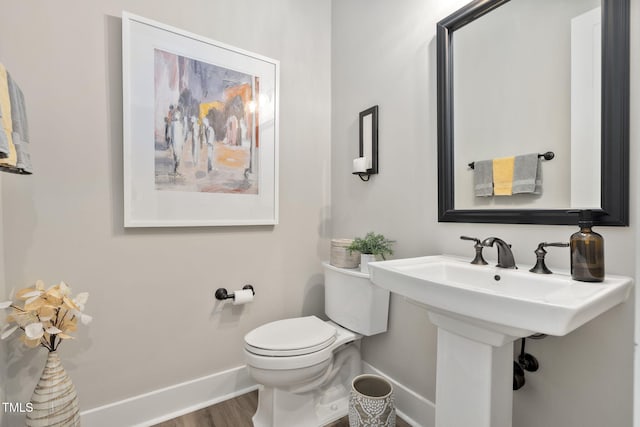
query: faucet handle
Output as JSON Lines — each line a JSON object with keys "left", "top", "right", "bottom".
{"left": 541, "top": 242, "right": 570, "bottom": 248}
{"left": 460, "top": 235, "right": 481, "bottom": 244}
{"left": 529, "top": 242, "right": 569, "bottom": 274}
{"left": 460, "top": 236, "right": 488, "bottom": 265}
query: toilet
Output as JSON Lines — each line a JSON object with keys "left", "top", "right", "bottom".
{"left": 244, "top": 262, "right": 390, "bottom": 427}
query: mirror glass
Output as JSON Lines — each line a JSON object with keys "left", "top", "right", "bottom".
{"left": 454, "top": 0, "right": 600, "bottom": 210}
{"left": 437, "top": 0, "right": 629, "bottom": 225}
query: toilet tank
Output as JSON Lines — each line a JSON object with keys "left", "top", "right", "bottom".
{"left": 322, "top": 262, "right": 390, "bottom": 336}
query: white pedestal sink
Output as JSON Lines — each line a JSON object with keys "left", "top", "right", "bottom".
{"left": 368, "top": 255, "right": 632, "bottom": 427}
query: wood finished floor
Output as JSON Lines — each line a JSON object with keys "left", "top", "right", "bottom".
{"left": 153, "top": 390, "right": 412, "bottom": 427}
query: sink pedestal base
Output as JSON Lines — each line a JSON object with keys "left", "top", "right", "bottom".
{"left": 430, "top": 312, "right": 517, "bottom": 427}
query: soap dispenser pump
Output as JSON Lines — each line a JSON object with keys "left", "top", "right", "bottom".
{"left": 570, "top": 210, "right": 604, "bottom": 282}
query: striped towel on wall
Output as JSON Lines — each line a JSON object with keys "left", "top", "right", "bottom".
{"left": 0, "top": 63, "right": 32, "bottom": 174}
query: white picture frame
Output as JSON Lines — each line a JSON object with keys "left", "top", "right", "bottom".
{"left": 122, "top": 12, "right": 279, "bottom": 227}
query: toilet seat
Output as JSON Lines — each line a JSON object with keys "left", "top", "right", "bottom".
{"left": 244, "top": 317, "right": 358, "bottom": 371}
{"left": 245, "top": 316, "right": 337, "bottom": 357}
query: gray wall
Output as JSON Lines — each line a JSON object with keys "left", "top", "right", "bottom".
{"left": 0, "top": 174, "right": 7, "bottom": 427}
{"left": 0, "top": 0, "right": 331, "bottom": 420}
{"left": 332, "top": 0, "right": 637, "bottom": 426}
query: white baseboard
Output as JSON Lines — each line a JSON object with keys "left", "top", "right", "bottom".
{"left": 80, "top": 365, "right": 258, "bottom": 427}
{"left": 635, "top": 344, "right": 640, "bottom": 427}
{"left": 363, "top": 362, "right": 436, "bottom": 427}
{"left": 80, "top": 362, "right": 434, "bottom": 427}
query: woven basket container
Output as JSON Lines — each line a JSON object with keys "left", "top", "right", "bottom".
{"left": 330, "top": 239, "right": 360, "bottom": 269}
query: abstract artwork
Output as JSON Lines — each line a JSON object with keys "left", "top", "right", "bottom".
{"left": 123, "top": 13, "right": 279, "bottom": 227}
{"left": 154, "top": 50, "right": 259, "bottom": 194}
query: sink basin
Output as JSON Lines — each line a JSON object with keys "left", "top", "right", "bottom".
{"left": 368, "top": 255, "right": 632, "bottom": 337}
{"left": 368, "top": 255, "right": 632, "bottom": 427}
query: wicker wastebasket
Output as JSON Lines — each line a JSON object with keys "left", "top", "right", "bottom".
{"left": 330, "top": 238, "right": 360, "bottom": 269}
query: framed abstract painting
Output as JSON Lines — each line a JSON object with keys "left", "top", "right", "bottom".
{"left": 122, "top": 12, "right": 279, "bottom": 227}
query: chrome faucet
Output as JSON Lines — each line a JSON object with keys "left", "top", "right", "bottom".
{"left": 482, "top": 237, "right": 517, "bottom": 269}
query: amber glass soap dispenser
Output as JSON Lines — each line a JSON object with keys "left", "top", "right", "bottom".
{"left": 570, "top": 210, "right": 604, "bottom": 282}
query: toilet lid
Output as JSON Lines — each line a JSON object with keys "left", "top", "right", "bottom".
{"left": 244, "top": 316, "right": 337, "bottom": 357}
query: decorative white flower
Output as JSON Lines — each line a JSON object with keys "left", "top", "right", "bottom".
{"left": 79, "top": 313, "right": 92, "bottom": 325}
{"left": 24, "top": 322, "right": 44, "bottom": 340}
{"left": 58, "top": 281, "right": 71, "bottom": 296}
{"left": 73, "top": 292, "right": 89, "bottom": 311}
{"left": 0, "top": 324, "right": 17, "bottom": 339}
{"left": 24, "top": 291, "right": 43, "bottom": 307}
{"left": 0, "top": 280, "right": 91, "bottom": 352}
{"left": 45, "top": 326, "right": 62, "bottom": 335}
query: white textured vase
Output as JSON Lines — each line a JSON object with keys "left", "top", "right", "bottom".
{"left": 348, "top": 374, "right": 396, "bottom": 427}
{"left": 26, "top": 352, "right": 80, "bottom": 427}
{"left": 359, "top": 254, "right": 379, "bottom": 274}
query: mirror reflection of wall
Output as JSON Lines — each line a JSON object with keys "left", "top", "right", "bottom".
{"left": 452, "top": 0, "right": 600, "bottom": 210}
{"left": 570, "top": 7, "right": 601, "bottom": 208}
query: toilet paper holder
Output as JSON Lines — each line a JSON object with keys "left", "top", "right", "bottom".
{"left": 215, "top": 284, "right": 255, "bottom": 301}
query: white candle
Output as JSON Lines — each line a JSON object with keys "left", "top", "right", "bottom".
{"left": 353, "top": 157, "right": 369, "bottom": 173}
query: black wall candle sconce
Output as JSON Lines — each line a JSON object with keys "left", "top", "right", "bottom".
{"left": 352, "top": 105, "right": 379, "bottom": 181}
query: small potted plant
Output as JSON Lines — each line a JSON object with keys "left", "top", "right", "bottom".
{"left": 347, "top": 232, "right": 395, "bottom": 273}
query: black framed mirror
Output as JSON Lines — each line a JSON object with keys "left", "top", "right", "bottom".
{"left": 437, "top": 0, "right": 629, "bottom": 225}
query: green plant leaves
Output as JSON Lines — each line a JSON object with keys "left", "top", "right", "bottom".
{"left": 347, "top": 232, "right": 395, "bottom": 259}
